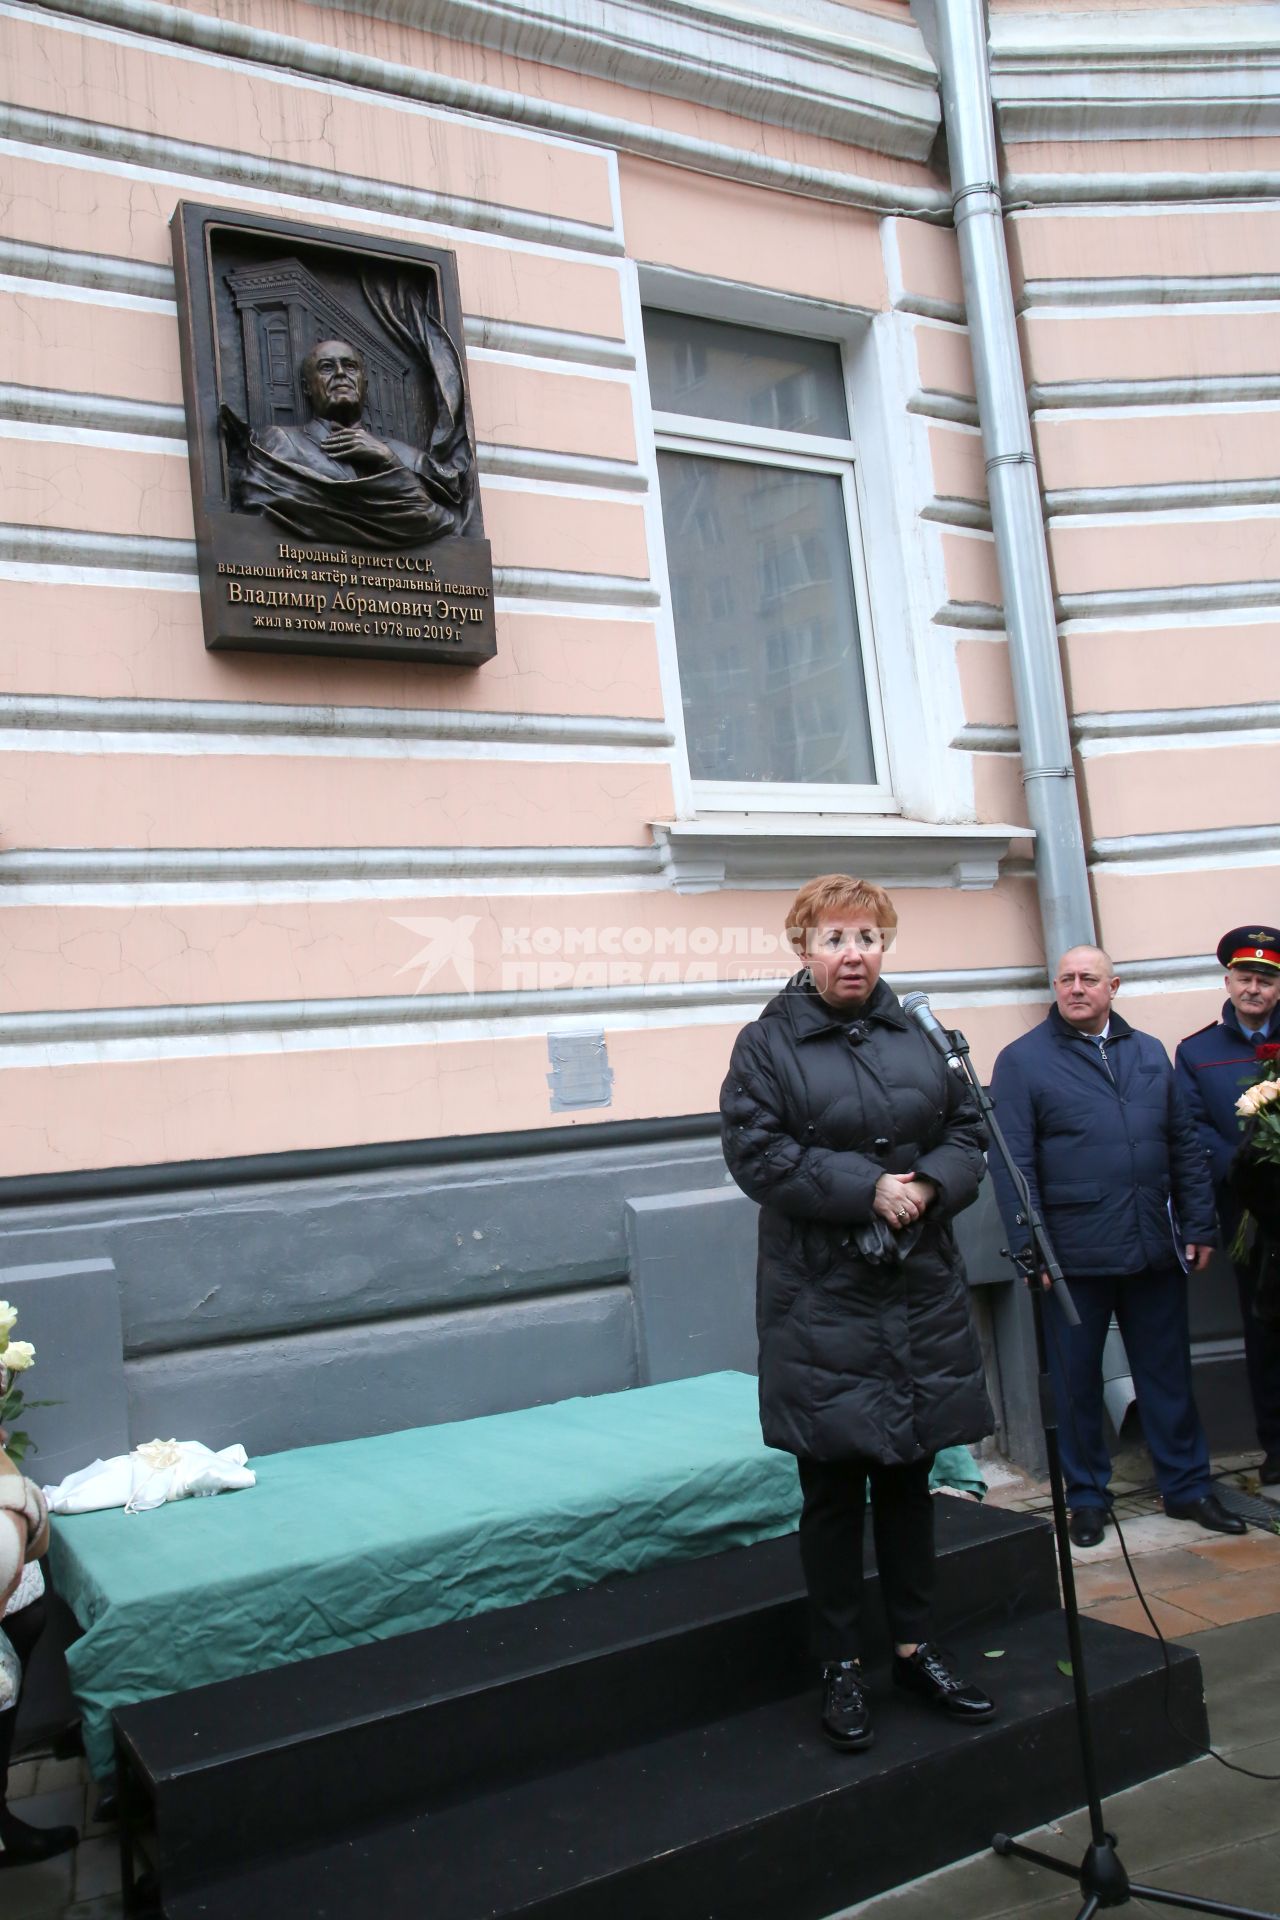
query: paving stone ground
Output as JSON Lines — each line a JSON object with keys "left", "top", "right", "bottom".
{"left": 984, "top": 1445, "right": 1280, "bottom": 1636}
{"left": 6, "top": 1448, "right": 1279, "bottom": 1919}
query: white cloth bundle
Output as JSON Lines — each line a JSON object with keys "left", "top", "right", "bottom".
{"left": 44, "top": 1439, "right": 256, "bottom": 1515}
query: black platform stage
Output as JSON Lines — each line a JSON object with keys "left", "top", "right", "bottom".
{"left": 114, "top": 1497, "right": 1207, "bottom": 1919}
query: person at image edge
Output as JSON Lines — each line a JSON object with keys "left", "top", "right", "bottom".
{"left": 1175, "top": 925, "right": 1280, "bottom": 1486}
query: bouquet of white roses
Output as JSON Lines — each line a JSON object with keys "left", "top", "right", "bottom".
{"left": 0, "top": 1301, "right": 38, "bottom": 1467}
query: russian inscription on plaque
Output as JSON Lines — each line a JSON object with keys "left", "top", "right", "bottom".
{"left": 171, "top": 203, "right": 495, "bottom": 665}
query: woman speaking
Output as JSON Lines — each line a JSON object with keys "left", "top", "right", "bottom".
{"left": 721, "top": 875, "right": 996, "bottom": 1750}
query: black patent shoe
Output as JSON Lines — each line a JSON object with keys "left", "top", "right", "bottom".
{"left": 1164, "top": 1493, "right": 1247, "bottom": 1535}
{"left": 820, "top": 1659, "right": 874, "bottom": 1751}
{"left": 0, "top": 1808, "right": 79, "bottom": 1869}
{"left": 1069, "top": 1507, "right": 1107, "bottom": 1549}
{"left": 893, "top": 1642, "right": 995, "bottom": 1720}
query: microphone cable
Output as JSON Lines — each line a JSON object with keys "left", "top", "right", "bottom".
{"left": 1041, "top": 1299, "right": 1280, "bottom": 1784}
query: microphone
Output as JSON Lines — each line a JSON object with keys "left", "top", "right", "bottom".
{"left": 902, "top": 992, "right": 1083, "bottom": 1328}
{"left": 901, "top": 991, "right": 961, "bottom": 1067}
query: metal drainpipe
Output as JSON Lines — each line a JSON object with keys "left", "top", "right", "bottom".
{"left": 927, "top": 0, "right": 1095, "bottom": 966}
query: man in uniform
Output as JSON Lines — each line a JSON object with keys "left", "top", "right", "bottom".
{"left": 1175, "top": 926, "right": 1280, "bottom": 1484}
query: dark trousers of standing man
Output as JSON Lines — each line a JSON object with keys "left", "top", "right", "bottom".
{"left": 1046, "top": 1267, "right": 1211, "bottom": 1510}
{"left": 796, "top": 1454, "right": 936, "bottom": 1660}
{"left": 1235, "top": 1247, "right": 1280, "bottom": 1458}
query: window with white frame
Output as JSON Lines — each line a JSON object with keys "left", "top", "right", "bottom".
{"left": 645, "top": 309, "right": 889, "bottom": 812}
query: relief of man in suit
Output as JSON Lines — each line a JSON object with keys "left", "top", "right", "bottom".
{"left": 240, "top": 336, "right": 466, "bottom": 547}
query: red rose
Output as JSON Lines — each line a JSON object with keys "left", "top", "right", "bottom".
{"left": 1257, "top": 1044, "right": 1280, "bottom": 1060}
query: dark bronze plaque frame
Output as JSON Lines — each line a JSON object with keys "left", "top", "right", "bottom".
{"left": 171, "top": 201, "right": 496, "bottom": 667}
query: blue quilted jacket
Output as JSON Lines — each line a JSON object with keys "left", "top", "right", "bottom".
{"left": 988, "top": 1006, "right": 1217, "bottom": 1278}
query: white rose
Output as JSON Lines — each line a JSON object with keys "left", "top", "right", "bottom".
{"left": 0, "top": 1339, "right": 34, "bottom": 1372}
{"left": 1236, "top": 1086, "right": 1260, "bottom": 1117}
{"left": 1255, "top": 1081, "right": 1280, "bottom": 1109}
{"left": 0, "top": 1301, "right": 16, "bottom": 1346}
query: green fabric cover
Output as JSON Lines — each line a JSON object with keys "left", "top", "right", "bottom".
{"left": 48, "top": 1372, "right": 801, "bottom": 1776}
{"left": 930, "top": 1444, "right": 987, "bottom": 1498}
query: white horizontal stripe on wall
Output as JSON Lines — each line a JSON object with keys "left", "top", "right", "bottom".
{"left": 1091, "top": 825, "right": 1280, "bottom": 871}
{"left": 909, "top": 394, "right": 981, "bottom": 428}
{"left": 0, "top": 244, "right": 636, "bottom": 369}
{"left": 957, "top": 703, "right": 1280, "bottom": 754}
{"left": 1058, "top": 580, "right": 1280, "bottom": 622}
{"left": 1006, "top": 171, "right": 1280, "bottom": 206}
{"left": 1031, "top": 377, "right": 1280, "bottom": 410}
{"left": 465, "top": 327, "right": 635, "bottom": 371}
{"left": 0, "top": 385, "right": 186, "bottom": 440}
{"left": 0, "top": 695, "right": 674, "bottom": 758}
{"left": 922, "top": 501, "right": 992, "bottom": 532}
{"left": 0, "top": 728, "right": 670, "bottom": 766}
{"left": 1045, "top": 479, "right": 1280, "bottom": 517}
{"left": 0, "top": 237, "right": 174, "bottom": 301}
{"left": 0, "top": 529, "right": 660, "bottom": 607}
{"left": 1020, "top": 279, "right": 1280, "bottom": 310}
{"left": 0, "top": 845, "right": 672, "bottom": 905}
{"left": 934, "top": 601, "right": 1005, "bottom": 632}
{"left": 0, "top": 966, "right": 1051, "bottom": 1069}
{"left": 0, "top": 403, "right": 651, "bottom": 492}
{"left": 14, "top": 0, "right": 950, "bottom": 215}
{"left": 0, "top": 110, "right": 624, "bottom": 257}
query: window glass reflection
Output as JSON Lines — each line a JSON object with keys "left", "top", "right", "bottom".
{"left": 658, "top": 451, "right": 876, "bottom": 785}
{"left": 646, "top": 311, "right": 849, "bottom": 439}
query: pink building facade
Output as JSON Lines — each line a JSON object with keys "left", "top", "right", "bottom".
{"left": 0, "top": 0, "right": 1275, "bottom": 1453}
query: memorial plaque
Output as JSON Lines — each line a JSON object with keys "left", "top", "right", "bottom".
{"left": 171, "top": 203, "right": 495, "bottom": 666}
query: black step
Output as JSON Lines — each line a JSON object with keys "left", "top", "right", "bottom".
{"left": 116, "top": 1501, "right": 1056, "bottom": 1895}
{"left": 159, "top": 1610, "right": 1206, "bottom": 1920}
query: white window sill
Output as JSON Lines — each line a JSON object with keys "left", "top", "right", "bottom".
{"left": 649, "top": 814, "right": 1030, "bottom": 893}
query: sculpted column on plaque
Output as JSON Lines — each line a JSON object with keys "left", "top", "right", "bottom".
{"left": 172, "top": 205, "right": 496, "bottom": 666}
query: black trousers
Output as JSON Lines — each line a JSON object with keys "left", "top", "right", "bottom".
{"left": 1236, "top": 1251, "right": 1280, "bottom": 1457}
{"left": 796, "top": 1454, "right": 936, "bottom": 1662}
{"left": 0, "top": 1599, "right": 46, "bottom": 1807}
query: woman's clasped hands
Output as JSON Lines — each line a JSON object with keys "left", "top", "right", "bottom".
{"left": 872, "top": 1172, "right": 935, "bottom": 1232}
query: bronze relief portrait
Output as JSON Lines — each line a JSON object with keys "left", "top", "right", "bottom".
{"left": 172, "top": 204, "right": 495, "bottom": 666}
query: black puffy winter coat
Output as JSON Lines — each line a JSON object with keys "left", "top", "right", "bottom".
{"left": 720, "top": 974, "right": 993, "bottom": 1465}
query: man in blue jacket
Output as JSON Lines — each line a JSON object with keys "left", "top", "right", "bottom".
{"left": 990, "top": 946, "right": 1244, "bottom": 1546}
{"left": 1174, "top": 925, "right": 1280, "bottom": 1485}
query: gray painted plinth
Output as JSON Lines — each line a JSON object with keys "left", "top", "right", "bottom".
{"left": 0, "top": 1258, "right": 127, "bottom": 1484}
{"left": 0, "top": 1139, "right": 727, "bottom": 1358}
{"left": 0, "top": 1136, "right": 728, "bottom": 1457}
{"left": 126, "top": 1285, "right": 635, "bottom": 1457}
{"left": 626, "top": 1185, "right": 757, "bottom": 1384}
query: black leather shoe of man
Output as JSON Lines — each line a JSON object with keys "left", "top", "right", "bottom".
{"left": 0, "top": 1809, "right": 79, "bottom": 1869}
{"left": 1260, "top": 1453, "right": 1280, "bottom": 1487}
{"left": 1164, "top": 1493, "right": 1247, "bottom": 1535}
{"left": 820, "top": 1659, "right": 874, "bottom": 1751}
{"left": 1068, "top": 1507, "right": 1107, "bottom": 1549}
{"left": 892, "top": 1643, "right": 995, "bottom": 1720}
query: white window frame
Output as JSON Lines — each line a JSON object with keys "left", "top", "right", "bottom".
{"left": 651, "top": 394, "right": 896, "bottom": 818}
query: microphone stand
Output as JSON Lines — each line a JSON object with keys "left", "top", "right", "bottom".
{"left": 941, "top": 1020, "right": 1276, "bottom": 1920}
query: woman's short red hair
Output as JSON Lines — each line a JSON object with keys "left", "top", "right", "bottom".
{"left": 784, "top": 874, "right": 898, "bottom": 958}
